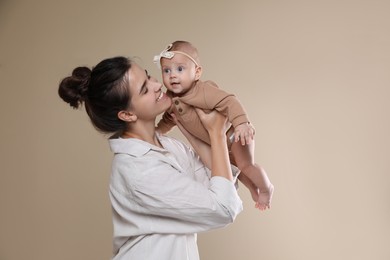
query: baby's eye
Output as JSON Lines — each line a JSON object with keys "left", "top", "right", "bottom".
{"left": 177, "top": 66, "right": 184, "bottom": 72}
{"left": 163, "top": 68, "right": 171, "bottom": 74}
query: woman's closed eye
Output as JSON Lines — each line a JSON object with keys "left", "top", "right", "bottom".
{"left": 137, "top": 70, "right": 152, "bottom": 95}
{"left": 145, "top": 69, "right": 151, "bottom": 79}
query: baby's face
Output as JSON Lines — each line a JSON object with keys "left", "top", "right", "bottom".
{"left": 161, "top": 53, "right": 198, "bottom": 95}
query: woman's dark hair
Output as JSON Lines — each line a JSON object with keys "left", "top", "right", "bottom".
{"left": 58, "top": 56, "right": 132, "bottom": 134}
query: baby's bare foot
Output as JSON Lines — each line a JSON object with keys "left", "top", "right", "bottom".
{"left": 255, "top": 184, "right": 274, "bottom": 211}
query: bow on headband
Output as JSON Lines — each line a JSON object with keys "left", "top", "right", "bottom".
{"left": 153, "top": 43, "right": 199, "bottom": 69}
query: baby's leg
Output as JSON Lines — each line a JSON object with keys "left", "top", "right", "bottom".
{"left": 237, "top": 172, "right": 259, "bottom": 202}
{"left": 231, "top": 141, "right": 274, "bottom": 210}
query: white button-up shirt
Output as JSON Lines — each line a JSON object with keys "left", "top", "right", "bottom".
{"left": 109, "top": 133, "right": 243, "bottom": 260}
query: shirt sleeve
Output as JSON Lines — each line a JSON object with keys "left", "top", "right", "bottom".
{"left": 110, "top": 151, "right": 243, "bottom": 235}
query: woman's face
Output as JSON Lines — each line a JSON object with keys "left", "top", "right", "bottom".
{"left": 127, "top": 63, "right": 171, "bottom": 121}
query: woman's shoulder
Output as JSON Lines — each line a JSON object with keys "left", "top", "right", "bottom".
{"left": 158, "top": 133, "right": 189, "bottom": 151}
{"left": 159, "top": 134, "right": 198, "bottom": 159}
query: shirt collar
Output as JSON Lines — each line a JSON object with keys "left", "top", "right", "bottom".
{"left": 109, "top": 133, "right": 167, "bottom": 157}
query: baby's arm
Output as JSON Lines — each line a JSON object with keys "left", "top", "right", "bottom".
{"left": 197, "top": 81, "right": 253, "bottom": 144}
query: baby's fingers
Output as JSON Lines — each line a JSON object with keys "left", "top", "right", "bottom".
{"left": 245, "top": 132, "right": 254, "bottom": 145}
{"left": 234, "top": 132, "right": 240, "bottom": 143}
{"left": 235, "top": 132, "right": 252, "bottom": 146}
{"left": 240, "top": 133, "right": 247, "bottom": 146}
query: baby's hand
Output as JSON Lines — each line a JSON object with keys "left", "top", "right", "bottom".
{"left": 234, "top": 123, "right": 255, "bottom": 145}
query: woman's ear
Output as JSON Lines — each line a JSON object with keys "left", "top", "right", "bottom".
{"left": 118, "top": 110, "right": 137, "bottom": 122}
{"left": 195, "top": 66, "right": 202, "bottom": 80}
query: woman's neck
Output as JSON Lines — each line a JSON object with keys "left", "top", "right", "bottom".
{"left": 121, "top": 122, "right": 162, "bottom": 147}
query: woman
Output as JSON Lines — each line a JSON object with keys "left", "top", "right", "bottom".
{"left": 58, "top": 56, "right": 243, "bottom": 260}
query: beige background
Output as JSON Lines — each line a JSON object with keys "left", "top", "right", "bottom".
{"left": 1, "top": 0, "right": 389, "bottom": 259}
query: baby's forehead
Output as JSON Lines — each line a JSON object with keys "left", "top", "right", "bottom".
{"left": 161, "top": 53, "right": 193, "bottom": 65}
{"left": 172, "top": 45, "right": 195, "bottom": 54}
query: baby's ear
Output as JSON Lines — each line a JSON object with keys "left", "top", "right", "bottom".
{"left": 195, "top": 66, "right": 203, "bottom": 80}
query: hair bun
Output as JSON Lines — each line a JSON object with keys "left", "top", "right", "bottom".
{"left": 58, "top": 66, "right": 91, "bottom": 109}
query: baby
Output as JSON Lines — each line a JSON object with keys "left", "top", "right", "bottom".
{"left": 154, "top": 41, "right": 274, "bottom": 210}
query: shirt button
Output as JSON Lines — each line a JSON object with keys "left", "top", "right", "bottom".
{"left": 174, "top": 100, "right": 179, "bottom": 105}
{"left": 178, "top": 108, "right": 183, "bottom": 113}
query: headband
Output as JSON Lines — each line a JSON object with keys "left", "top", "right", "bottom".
{"left": 153, "top": 43, "right": 199, "bottom": 69}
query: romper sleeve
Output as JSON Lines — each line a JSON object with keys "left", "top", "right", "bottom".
{"left": 187, "top": 81, "right": 250, "bottom": 128}
{"left": 156, "top": 111, "right": 176, "bottom": 134}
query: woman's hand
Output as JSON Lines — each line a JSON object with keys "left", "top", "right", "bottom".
{"left": 170, "top": 112, "right": 213, "bottom": 169}
{"left": 195, "top": 108, "right": 230, "bottom": 136}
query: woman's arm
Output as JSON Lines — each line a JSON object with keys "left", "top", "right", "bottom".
{"left": 175, "top": 116, "right": 213, "bottom": 169}
{"left": 194, "top": 108, "right": 233, "bottom": 181}
{"left": 110, "top": 150, "right": 242, "bottom": 235}
{"left": 173, "top": 109, "right": 233, "bottom": 180}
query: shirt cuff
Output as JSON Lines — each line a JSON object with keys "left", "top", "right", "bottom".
{"left": 209, "top": 176, "right": 243, "bottom": 220}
